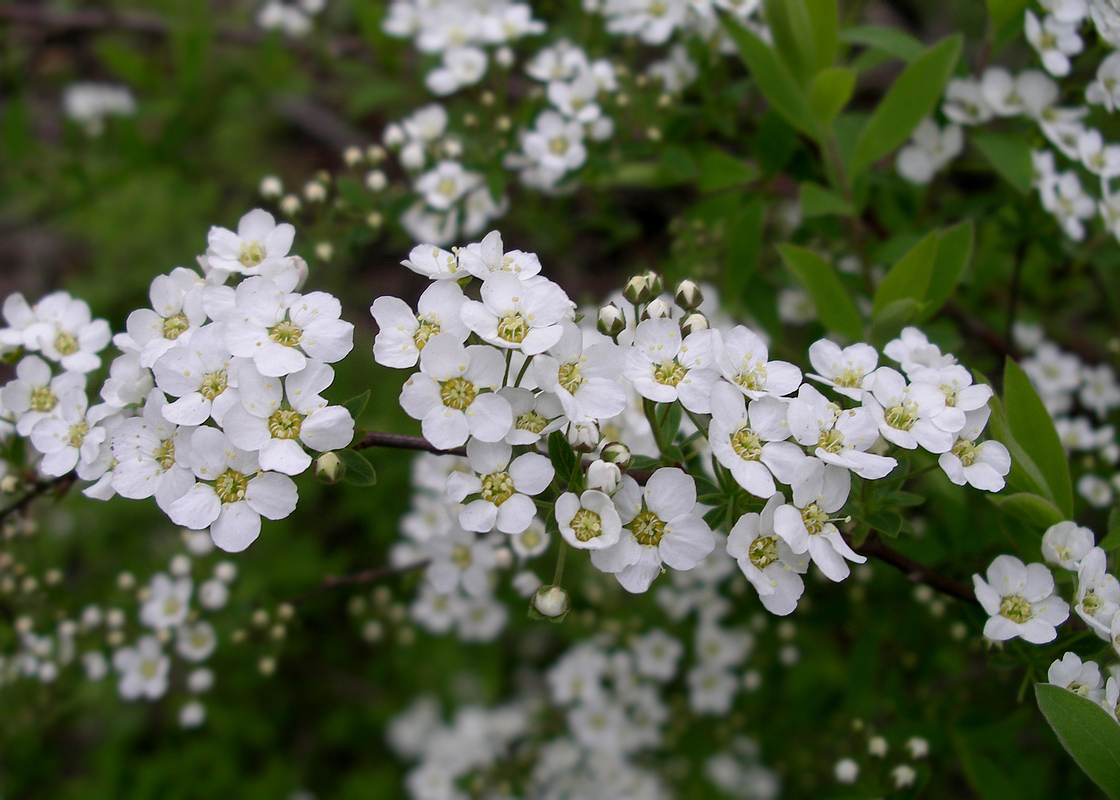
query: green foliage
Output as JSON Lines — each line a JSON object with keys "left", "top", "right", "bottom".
{"left": 1002, "top": 359, "right": 1075, "bottom": 517}
{"left": 1036, "top": 685, "right": 1120, "bottom": 799}
{"left": 336, "top": 449, "right": 378, "bottom": 486}
{"left": 971, "top": 131, "right": 1034, "bottom": 195}
{"left": 776, "top": 244, "right": 864, "bottom": 340}
{"left": 872, "top": 230, "right": 939, "bottom": 317}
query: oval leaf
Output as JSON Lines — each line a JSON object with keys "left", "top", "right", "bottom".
{"left": 1004, "top": 358, "right": 1074, "bottom": 517}
{"left": 337, "top": 449, "right": 377, "bottom": 487}
{"left": 776, "top": 244, "right": 863, "bottom": 341}
{"left": 872, "top": 230, "right": 939, "bottom": 316}
{"left": 1036, "top": 683, "right": 1120, "bottom": 799}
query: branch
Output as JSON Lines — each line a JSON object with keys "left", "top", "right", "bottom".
{"left": 294, "top": 559, "right": 430, "bottom": 605}
{"left": 0, "top": 473, "right": 76, "bottom": 524}
{"left": 849, "top": 531, "right": 978, "bottom": 605}
{"left": 354, "top": 430, "right": 466, "bottom": 458}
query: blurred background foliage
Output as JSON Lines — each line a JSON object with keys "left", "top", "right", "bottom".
{"left": 0, "top": 0, "right": 1112, "bottom": 797}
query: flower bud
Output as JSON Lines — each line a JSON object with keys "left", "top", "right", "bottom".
{"left": 259, "top": 175, "right": 283, "bottom": 199}
{"left": 382, "top": 123, "right": 405, "bottom": 148}
{"left": 586, "top": 460, "right": 621, "bottom": 494}
{"left": 342, "top": 146, "right": 364, "bottom": 167}
{"left": 279, "top": 194, "right": 301, "bottom": 217}
{"left": 641, "top": 298, "right": 672, "bottom": 320}
{"left": 366, "top": 144, "right": 386, "bottom": 165}
{"left": 623, "top": 275, "right": 652, "bottom": 304}
{"left": 314, "top": 452, "right": 346, "bottom": 484}
{"left": 599, "top": 442, "right": 631, "bottom": 468}
{"left": 597, "top": 303, "right": 626, "bottom": 337}
{"left": 304, "top": 181, "right": 327, "bottom": 203}
{"left": 400, "top": 141, "right": 425, "bottom": 171}
{"left": 680, "top": 312, "right": 708, "bottom": 336}
{"left": 315, "top": 242, "right": 333, "bottom": 262}
{"left": 532, "top": 586, "right": 571, "bottom": 619}
{"left": 642, "top": 271, "right": 664, "bottom": 297}
{"left": 365, "top": 170, "right": 387, "bottom": 192}
{"left": 568, "top": 420, "right": 600, "bottom": 452}
{"left": 674, "top": 279, "right": 704, "bottom": 310}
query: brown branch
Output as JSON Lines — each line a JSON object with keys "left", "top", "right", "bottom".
{"left": 0, "top": 473, "right": 76, "bottom": 524}
{"left": 294, "top": 559, "right": 430, "bottom": 605}
{"left": 0, "top": 6, "right": 372, "bottom": 59}
{"left": 354, "top": 430, "right": 466, "bottom": 458}
{"left": 849, "top": 531, "right": 978, "bottom": 605}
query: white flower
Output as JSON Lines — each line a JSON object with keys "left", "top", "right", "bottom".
{"left": 167, "top": 427, "right": 299, "bottom": 552}
{"left": 548, "top": 69, "right": 602, "bottom": 124}
{"left": 591, "top": 468, "right": 715, "bottom": 593}
{"left": 29, "top": 388, "right": 109, "bottom": 476}
{"left": 973, "top": 555, "right": 1069, "bottom": 643}
{"left": 457, "top": 229, "right": 542, "bottom": 280}
{"left": 787, "top": 384, "right": 897, "bottom": 480}
{"left": 1049, "top": 651, "right": 1105, "bottom": 702}
{"left": 498, "top": 387, "right": 565, "bottom": 445}
{"left": 1087, "top": 51, "right": 1120, "bottom": 112}
{"left": 603, "top": 0, "right": 689, "bottom": 44}
{"left": 708, "top": 382, "right": 805, "bottom": 499}
{"left": 401, "top": 104, "right": 449, "bottom": 143}
{"left": 414, "top": 160, "right": 484, "bottom": 211}
{"left": 1075, "top": 547, "right": 1120, "bottom": 638}
{"left": 1025, "top": 11, "right": 1083, "bottom": 77}
{"left": 1, "top": 355, "right": 86, "bottom": 436}
{"left": 687, "top": 665, "right": 739, "bottom": 715}
{"left": 401, "top": 242, "right": 464, "bottom": 280}
{"left": 714, "top": 325, "right": 802, "bottom": 399}
{"left": 399, "top": 332, "right": 512, "bottom": 449}
{"left": 425, "top": 527, "right": 500, "bottom": 598}
{"left": 222, "top": 361, "right": 354, "bottom": 475}
{"left": 372, "top": 281, "right": 469, "bottom": 369}
{"left": 21, "top": 291, "right": 111, "bottom": 374}
{"left": 111, "top": 390, "right": 195, "bottom": 512}
{"left": 896, "top": 118, "right": 963, "bottom": 185}
{"left": 113, "top": 636, "right": 170, "bottom": 700}
{"left": 139, "top": 574, "right": 192, "bottom": 631}
{"left": 907, "top": 364, "right": 991, "bottom": 417}
{"left": 942, "top": 77, "right": 994, "bottom": 125}
{"left": 446, "top": 439, "right": 553, "bottom": 534}
{"left": 62, "top": 82, "right": 136, "bottom": 135}
{"left": 176, "top": 621, "right": 218, "bottom": 662}
{"left": 1042, "top": 520, "right": 1096, "bottom": 570}
{"left": 556, "top": 489, "right": 623, "bottom": 550}
{"left": 533, "top": 321, "right": 627, "bottom": 423}
{"left": 981, "top": 68, "right": 1058, "bottom": 118}
{"left": 206, "top": 209, "right": 295, "bottom": 276}
{"left": 125, "top": 268, "right": 207, "bottom": 368}
{"left": 426, "top": 46, "right": 488, "bottom": 95}
{"left": 151, "top": 325, "right": 240, "bottom": 426}
{"left": 99, "top": 351, "right": 155, "bottom": 409}
{"left": 624, "top": 318, "right": 720, "bottom": 413}
{"left": 630, "top": 630, "right": 684, "bottom": 682}
{"left": 647, "top": 44, "right": 699, "bottom": 92}
{"left": 460, "top": 272, "right": 571, "bottom": 356}
{"left": 938, "top": 407, "right": 1010, "bottom": 492}
{"left": 519, "top": 110, "right": 587, "bottom": 184}
{"left": 773, "top": 489, "right": 865, "bottom": 583}
{"left": 727, "top": 494, "right": 809, "bottom": 615}
{"left": 866, "top": 367, "right": 955, "bottom": 453}
{"left": 1078, "top": 129, "right": 1120, "bottom": 177}
{"left": 807, "top": 339, "right": 878, "bottom": 400}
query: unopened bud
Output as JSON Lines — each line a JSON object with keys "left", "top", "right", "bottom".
{"left": 641, "top": 298, "right": 672, "bottom": 320}
{"left": 314, "top": 452, "right": 346, "bottom": 484}
{"left": 259, "top": 175, "right": 283, "bottom": 199}
{"left": 680, "top": 312, "right": 708, "bottom": 336}
{"left": 674, "top": 280, "right": 704, "bottom": 310}
{"left": 382, "top": 123, "right": 405, "bottom": 148}
{"left": 643, "top": 271, "right": 664, "bottom": 296}
{"left": 365, "top": 170, "right": 387, "bottom": 192}
{"left": 314, "top": 242, "right": 333, "bottom": 262}
{"left": 568, "top": 420, "right": 600, "bottom": 452}
{"left": 532, "top": 586, "right": 571, "bottom": 619}
{"left": 279, "top": 194, "right": 301, "bottom": 217}
{"left": 623, "top": 275, "right": 652, "bottom": 304}
{"left": 400, "top": 141, "right": 425, "bottom": 171}
{"left": 304, "top": 181, "right": 327, "bottom": 203}
{"left": 366, "top": 144, "right": 386, "bottom": 165}
{"left": 597, "top": 303, "right": 626, "bottom": 337}
{"left": 586, "top": 460, "right": 621, "bottom": 494}
{"left": 599, "top": 442, "right": 632, "bottom": 469}
{"left": 343, "top": 146, "right": 364, "bottom": 167}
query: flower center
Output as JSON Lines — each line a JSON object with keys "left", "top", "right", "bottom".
{"left": 480, "top": 471, "right": 515, "bottom": 506}
{"left": 437, "top": 177, "right": 458, "bottom": 198}
{"left": 163, "top": 598, "right": 182, "bottom": 617}
{"left": 558, "top": 361, "right": 584, "bottom": 393}
{"left": 1067, "top": 681, "right": 1092, "bottom": 698}
{"left": 153, "top": 438, "right": 176, "bottom": 470}
{"left": 139, "top": 659, "right": 159, "bottom": 680}
{"left": 999, "top": 594, "right": 1034, "bottom": 624}
{"left": 735, "top": 365, "right": 767, "bottom": 392}
{"left": 214, "top": 469, "right": 249, "bottom": 504}
{"left": 833, "top": 367, "right": 864, "bottom": 388}
{"left": 414, "top": 318, "right": 440, "bottom": 350}
{"left": 268, "top": 409, "right": 303, "bottom": 440}
{"left": 749, "top": 535, "right": 780, "bottom": 569}
{"left": 630, "top": 509, "right": 667, "bottom": 547}
{"left": 67, "top": 420, "right": 89, "bottom": 448}
{"left": 497, "top": 312, "right": 528, "bottom": 344}
{"left": 952, "top": 439, "right": 977, "bottom": 467}
{"left": 571, "top": 508, "right": 603, "bottom": 542}
{"left": 29, "top": 385, "right": 56, "bottom": 412}
{"left": 549, "top": 136, "right": 569, "bottom": 155}
{"left": 940, "top": 383, "right": 959, "bottom": 407}
{"left": 439, "top": 377, "right": 477, "bottom": 410}
{"left": 1082, "top": 589, "right": 1104, "bottom": 616}
{"left": 269, "top": 320, "right": 303, "bottom": 347}
{"left": 731, "top": 425, "right": 763, "bottom": 461}
{"left": 452, "top": 544, "right": 473, "bottom": 569}
{"left": 818, "top": 428, "right": 845, "bottom": 454}
{"left": 163, "top": 313, "right": 190, "bottom": 340}
{"left": 516, "top": 410, "right": 548, "bottom": 434}
{"left": 520, "top": 527, "right": 542, "bottom": 549}
{"left": 199, "top": 370, "right": 228, "bottom": 401}
{"left": 54, "top": 331, "right": 79, "bottom": 356}
{"left": 884, "top": 401, "right": 918, "bottom": 431}
{"left": 653, "top": 359, "right": 685, "bottom": 387}
{"left": 801, "top": 503, "right": 829, "bottom": 536}
{"left": 239, "top": 240, "right": 265, "bottom": 267}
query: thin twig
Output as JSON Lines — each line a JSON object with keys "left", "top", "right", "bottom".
{"left": 848, "top": 531, "right": 978, "bottom": 605}
{"left": 0, "top": 473, "right": 76, "bottom": 524}
{"left": 294, "top": 559, "right": 430, "bottom": 605}
{"left": 354, "top": 430, "right": 466, "bottom": 458}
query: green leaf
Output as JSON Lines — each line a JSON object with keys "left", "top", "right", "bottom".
{"left": 661, "top": 146, "right": 697, "bottom": 180}
{"left": 96, "top": 41, "right": 156, "bottom": 90}
{"left": 661, "top": 403, "right": 683, "bottom": 446}
{"left": 722, "top": 17, "right": 820, "bottom": 140}
{"left": 872, "top": 230, "right": 939, "bottom": 316}
{"left": 839, "top": 26, "right": 925, "bottom": 63}
{"left": 1004, "top": 359, "right": 1075, "bottom": 517}
{"left": 971, "top": 131, "right": 1033, "bottom": 194}
{"left": 882, "top": 491, "right": 925, "bottom": 508}
{"left": 1101, "top": 507, "right": 1120, "bottom": 551}
{"left": 547, "top": 431, "right": 581, "bottom": 486}
{"left": 808, "top": 67, "right": 856, "bottom": 129}
{"left": 849, "top": 35, "right": 962, "bottom": 177}
{"left": 987, "top": 0, "right": 1029, "bottom": 30}
{"left": 920, "top": 221, "right": 975, "bottom": 321}
{"left": 724, "top": 199, "right": 765, "bottom": 302}
{"left": 799, "top": 181, "right": 854, "bottom": 217}
{"left": 986, "top": 392, "right": 1054, "bottom": 502}
{"left": 1036, "top": 684, "right": 1120, "bottom": 799}
{"left": 870, "top": 298, "right": 924, "bottom": 344}
{"left": 806, "top": 0, "right": 840, "bottom": 73}
{"left": 992, "top": 493, "right": 1065, "bottom": 530}
{"left": 342, "top": 390, "right": 371, "bottom": 423}
{"left": 867, "top": 509, "right": 903, "bottom": 537}
{"left": 336, "top": 450, "right": 377, "bottom": 486}
{"left": 762, "top": 0, "right": 816, "bottom": 86}
{"left": 776, "top": 245, "right": 864, "bottom": 341}
{"left": 697, "top": 149, "right": 760, "bottom": 192}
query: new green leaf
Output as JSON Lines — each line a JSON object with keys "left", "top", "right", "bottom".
{"left": 839, "top": 26, "right": 925, "bottom": 63}
{"left": 1036, "top": 684, "right": 1120, "bottom": 799}
{"left": 1004, "top": 359, "right": 1074, "bottom": 517}
{"left": 776, "top": 245, "right": 863, "bottom": 340}
{"left": 808, "top": 67, "right": 856, "bottom": 128}
{"left": 850, "top": 35, "right": 962, "bottom": 176}
{"left": 337, "top": 449, "right": 377, "bottom": 486}
{"left": 872, "top": 230, "right": 939, "bottom": 316}
{"left": 972, "top": 131, "right": 1033, "bottom": 194}
{"left": 920, "top": 221, "right": 974, "bottom": 320}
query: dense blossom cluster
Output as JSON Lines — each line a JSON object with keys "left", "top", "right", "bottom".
{"left": 0, "top": 209, "right": 355, "bottom": 552}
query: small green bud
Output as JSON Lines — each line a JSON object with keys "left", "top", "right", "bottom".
{"left": 599, "top": 442, "right": 631, "bottom": 468}
{"left": 532, "top": 586, "right": 571, "bottom": 619}
{"left": 597, "top": 303, "right": 627, "bottom": 337}
{"left": 623, "top": 275, "right": 652, "bottom": 304}
{"left": 680, "top": 312, "right": 708, "bottom": 336}
{"left": 643, "top": 271, "right": 664, "bottom": 297}
{"left": 674, "top": 280, "right": 704, "bottom": 311}
{"left": 314, "top": 452, "right": 346, "bottom": 484}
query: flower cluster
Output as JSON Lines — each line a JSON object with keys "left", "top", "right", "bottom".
{"left": 0, "top": 209, "right": 356, "bottom": 552}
